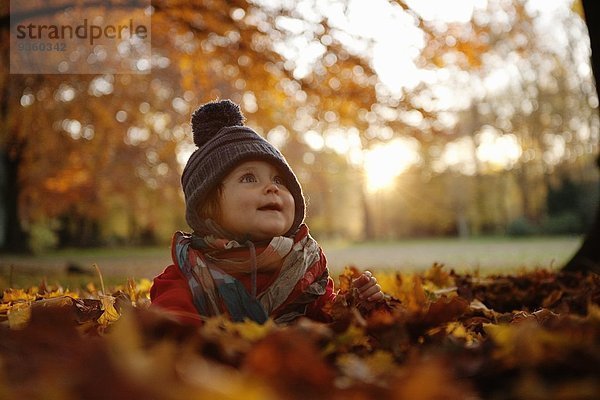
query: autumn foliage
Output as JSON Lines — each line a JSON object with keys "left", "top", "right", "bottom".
{"left": 0, "top": 265, "right": 598, "bottom": 399}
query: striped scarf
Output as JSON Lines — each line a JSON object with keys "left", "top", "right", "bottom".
{"left": 172, "top": 224, "right": 328, "bottom": 324}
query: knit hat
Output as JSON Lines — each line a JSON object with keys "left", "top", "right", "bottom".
{"left": 182, "top": 99, "right": 305, "bottom": 238}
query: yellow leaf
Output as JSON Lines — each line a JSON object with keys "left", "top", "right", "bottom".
{"left": 375, "top": 272, "right": 403, "bottom": 299}
{"left": 42, "top": 287, "right": 80, "bottom": 299}
{"left": 324, "top": 323, "right": 369, "bottom": 355}
{"left": 586, "top": 303, "right": 600, "bottom": 322}
{"left": 86, "top": 281, "right": 97, "bottom": 294}
{"left": 125, "top": 278, "right": 138, "bottom": 304}
{"left": 7, "top": 302, "right": 31, "bottom": 329}
{"left": 406, "top": 275, "right": 428, "bottom": 313}
{"left": 125, "top": 278, "right": 152, "bottom": 303}
{"left": 424, "top": 263, "right": 455, "bottom": 289}
{"left": 137, "top": 278, "right": 152, "bottom": 290}
{"left": 234, "top": 319, "right": 276, "bottom": 342}
{"left": 203, "top": 316, "right": 276, "bottom": 342}
{"left": 484, "top": 321, "right": 570, "bottom": 367}
{"left": 0, "top": 302, "right": 11, "bottom": 315}
{"left": 97, "top": 295, "right": 120, "bottom": 326}
{"left": 2, "top": 288, "right": 36, "bottom": 303}
{"left": 446, "top": 321, "right": 478, "bottom": 345}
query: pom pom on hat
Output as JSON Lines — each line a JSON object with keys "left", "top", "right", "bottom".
{"left": 191, "top": 99, "right": 245, "bottom": 147}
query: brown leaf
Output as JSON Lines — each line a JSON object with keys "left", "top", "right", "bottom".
{"left": 243, "top": 329, "right": 335, "bottom": 398}
{"left": 338, "top": 266, "right": 362, "bottom": 293}
{"left": 422, "top": 295, "right": 469, "bottom": 327}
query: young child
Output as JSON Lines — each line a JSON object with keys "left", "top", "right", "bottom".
{"left": 150, "top": 100, "right": 383, "bottom": 325}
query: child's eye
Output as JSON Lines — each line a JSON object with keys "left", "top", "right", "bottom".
{"left": 240, "top": 173, "right": 257, "bottom": 183}
{"left": 273, "top": 176, "right": 286, "bottom": 186}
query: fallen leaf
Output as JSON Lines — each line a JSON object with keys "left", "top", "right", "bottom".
{"left": 7, "top": 302, "right": 31, "bottom": 329}
{"left": 97, "top": 295, "right": 120, "bottom": 326}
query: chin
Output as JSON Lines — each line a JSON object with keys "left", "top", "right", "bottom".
{"left": 255, "top": 226, "right": 289, "bottom": 240}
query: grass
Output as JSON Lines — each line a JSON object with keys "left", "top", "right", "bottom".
{"left": 3, "top": 245, "right": 168, "bottom": 260}
{"left": 320, "top": 235, "right": 583, "bottom": 274}
{"left": 0, "top": 264, "right": 129, "bottom": 292}
{"left": 0, "top": 235, "right": 584, "bottom": 290}
{"left": 1, "top": 245, "right": 171, "bottom": 291}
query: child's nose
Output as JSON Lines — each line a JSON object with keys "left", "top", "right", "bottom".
{"left": 265, "top": 182, "right": 279, "bottom": 193}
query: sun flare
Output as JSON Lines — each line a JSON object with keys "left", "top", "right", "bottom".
{"left": 363, "top": 138, "right": 421, "bottom": 192}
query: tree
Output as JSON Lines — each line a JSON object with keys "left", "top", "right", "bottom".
{"left": 563, "top": 0, "right": 600, "bottom": 273}
{"left": 1, "top": 0, "right": 598, "bottom": 250}
{"left": 0, "top": 0, "right": 382, "bottom": 250}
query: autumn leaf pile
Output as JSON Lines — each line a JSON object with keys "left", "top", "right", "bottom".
{"left": 1, "top": 265, "right": 599, "bottom": 400}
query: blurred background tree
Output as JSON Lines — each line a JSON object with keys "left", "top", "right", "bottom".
{"left": 0, "top": 0, "right": 597, "bottom": 261}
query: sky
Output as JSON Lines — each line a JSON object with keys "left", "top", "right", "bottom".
{"left": 331, "top": 0, "right": 572, "bottom": 93}
{"left": 261, "top": 0, "right": 576, "bottom": 93}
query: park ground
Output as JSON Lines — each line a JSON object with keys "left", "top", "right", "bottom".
{"left": 0, "top": 235, "right": 582, "bottom": 290}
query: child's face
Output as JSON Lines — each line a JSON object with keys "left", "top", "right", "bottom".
{"left": 217, "top": 160, "right": 295, "bottom": 241}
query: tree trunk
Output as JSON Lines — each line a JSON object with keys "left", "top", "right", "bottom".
{"left": 563, "top": 0, "right": 600, "bottom": 273}
{"left": 360, "top": 180, "right": 375, "bottom": 240}
{"left": 0, "top": 147, "right": 29, "bottom": 253}
{"left": 0, "top": 38, "right": 29, "bottom": 252}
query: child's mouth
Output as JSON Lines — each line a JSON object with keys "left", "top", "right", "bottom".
{"left": 258, "top": 203, "right": 282, "bottom": 212}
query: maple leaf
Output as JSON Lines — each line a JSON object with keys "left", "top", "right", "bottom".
{"left": 1, "top": 268, "right": 599, "bottom": 399}
{"left": 2, "top": 288, "right": 36, "bottom": 303}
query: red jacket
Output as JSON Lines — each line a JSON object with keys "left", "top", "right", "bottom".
{"left": 150, "top": 250, "right": 336, "bottom": 326}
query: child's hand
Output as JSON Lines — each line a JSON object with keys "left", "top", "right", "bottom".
{"left": 352, "top": 270, "right": 384, "bottom": 302}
